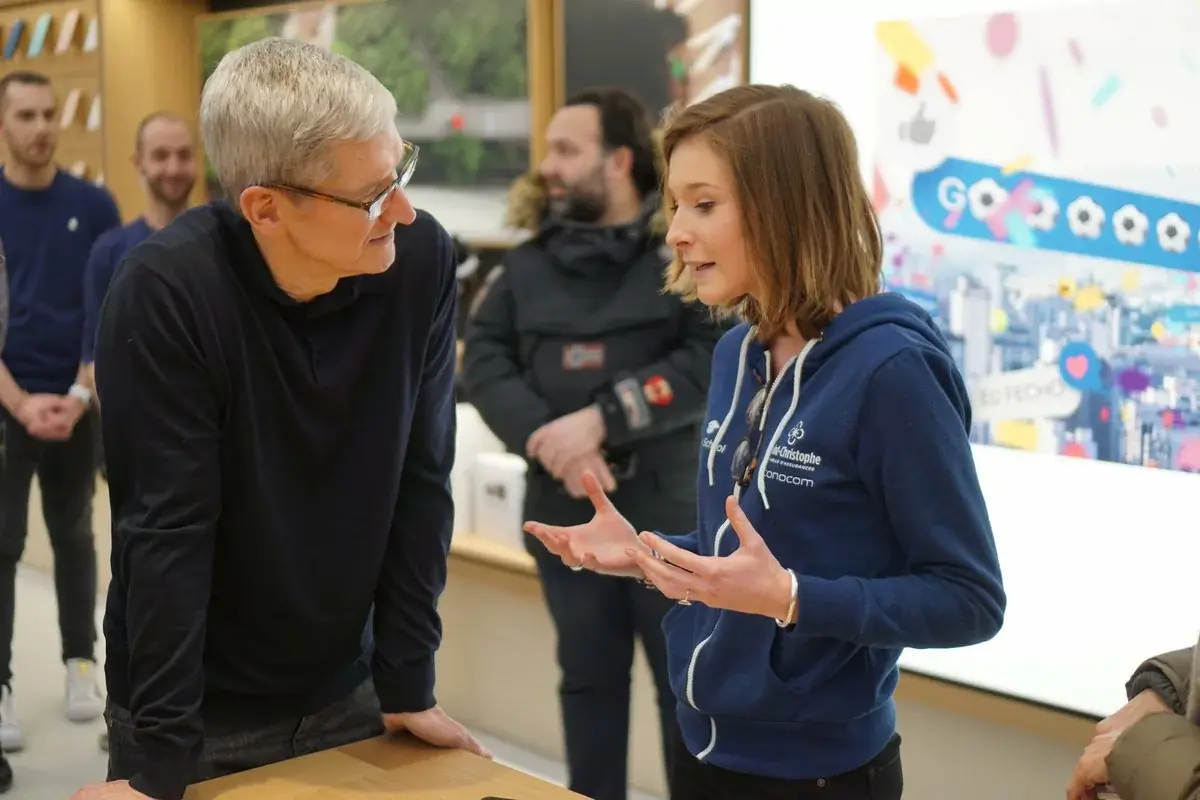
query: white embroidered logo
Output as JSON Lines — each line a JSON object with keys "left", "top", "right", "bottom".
{"left": 786, "top": 421, "right": 804, "bottom": 446}
{"left": 701, "top": 420, "right": 726, "bottom": 453}
{"left": 768, "top": 421, "right": 820, "bottom": 488}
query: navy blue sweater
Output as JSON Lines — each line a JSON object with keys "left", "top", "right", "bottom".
{"left": 95, "top": 202, "right": 458, "bottom": 800}
{"left": 81, "top": 216, "right": 152, "bottom": 364}
{"left": 664, "top": 293, "right": 1006, "bottom": 780}
{"left": 0, "top": 169, "right": 120, "bottom": 392}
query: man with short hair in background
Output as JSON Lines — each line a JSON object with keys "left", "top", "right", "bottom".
{"left": 0, "top": 70, "right": 120, "bottom": 769}
{"left": 82, "top": 111, "right": 197, "bottom": 401}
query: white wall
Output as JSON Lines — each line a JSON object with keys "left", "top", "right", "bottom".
{"left": 750, "top": 0, "right": 1098, "bottom": 185}
{"left": 749, "top": 0, "right": 1200, "bottom": 719}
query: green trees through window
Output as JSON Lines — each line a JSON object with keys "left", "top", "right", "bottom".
{"left": 198, "top": 0, "right": 530, "bottom": 195}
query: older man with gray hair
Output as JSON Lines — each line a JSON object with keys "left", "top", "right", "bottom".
{"left": 71, "top": 38, "right": 484, "bottom": 800}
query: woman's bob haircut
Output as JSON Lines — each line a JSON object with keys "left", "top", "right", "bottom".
{"left": 661, "top": 84, "right": 884, "bottom": 340}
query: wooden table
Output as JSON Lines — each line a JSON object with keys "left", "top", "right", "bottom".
{"left": 186, "top": 735, "right": 585, "bottom": 799}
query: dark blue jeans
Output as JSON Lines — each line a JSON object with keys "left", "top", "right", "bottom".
{"left": 528, "top": 532, "right": 680, "bottom": 800}
{"left": 105, "top": 678, "right": 385, "bottom": 785}
{"left": 0, "top": 408, "right": 97, "bottom": 688}
{"left": 670, "top": 733, "right": 904, "bottom": 800}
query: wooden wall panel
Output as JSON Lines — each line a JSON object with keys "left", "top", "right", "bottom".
{"left": 527, "top": 0, "right": 558, "bottom": 166}
{"left": 98, "top": 0, "right": 206, "bottom": 222}
{"left": 0, "top": 0, "right": 205, "bottom": 219}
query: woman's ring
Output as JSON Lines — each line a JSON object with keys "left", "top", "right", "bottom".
{"left": 679, "top": 589, "right": 692, "bottom": 606}
{"left": 570, "top": 561, "right": 584, "bottom": 572}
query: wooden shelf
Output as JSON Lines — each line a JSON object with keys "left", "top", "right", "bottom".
{"left": 0, "top": 1, "right": 103, "bottom": 180}
{"left": 0, "top": 0, "right": 205, "bottom": 216}
{"left": 449, "top": 532, "right": 536, "bottom": 576}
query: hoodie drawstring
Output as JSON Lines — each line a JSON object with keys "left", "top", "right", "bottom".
{"left": 706, "top": 328, "right": 755, "bottom": 486}
{"left": 756, "top": 338, "right": 819, "bottom": 509}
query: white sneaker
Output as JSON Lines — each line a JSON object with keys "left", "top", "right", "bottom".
{"left": 65, "top": 658, "right": 105, "bottom": 723}
{"left": 0, "top": 687, "right": 23, "bottom": 752}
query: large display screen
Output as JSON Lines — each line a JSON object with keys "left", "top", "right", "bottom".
{"left": 751, "top": 0, "right": 1200, "bottom": 718}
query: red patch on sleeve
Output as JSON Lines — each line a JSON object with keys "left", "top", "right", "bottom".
{"left": 643, "top": 375, "right": 674, "bottom": 406}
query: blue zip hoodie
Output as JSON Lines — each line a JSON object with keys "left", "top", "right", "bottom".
{"left": 662, "top": 292, "right": 1006, "bottom": 780}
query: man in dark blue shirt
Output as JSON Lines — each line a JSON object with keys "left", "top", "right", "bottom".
{"left": 81, "top": 112, "right": 196, "bottom": 512}
{"left": 82, "top": 112, "right": 197, "bottom": 393}
{"left": 75, "top": 38, "right": 484, "bottom": 800}
{"left": 0, "top": 70, "right": 120, "bottom": 775}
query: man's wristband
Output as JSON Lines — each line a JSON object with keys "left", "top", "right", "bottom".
{"left": 68, "top": 383, "right": 92, "bottom": 407}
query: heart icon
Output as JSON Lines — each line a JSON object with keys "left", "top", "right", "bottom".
{"left": 1066, "top": 354, "right": 1089, "bottom": 380}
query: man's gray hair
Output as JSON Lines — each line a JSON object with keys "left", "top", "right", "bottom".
{"left": 200, "top": 37, "right": 398, "bottom": 202}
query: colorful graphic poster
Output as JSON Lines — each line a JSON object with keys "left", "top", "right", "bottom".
{"left": 873, "top": 1, "right": 1200, "bottom": 473}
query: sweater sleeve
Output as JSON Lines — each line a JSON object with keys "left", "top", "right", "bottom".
{"left": 371, "top": 227, "right": 458, "bottom": 714}
{"left": 793, "top": 347, "right": 1007, "bottom": 648}
{"left": 1108, "top": 712, "right": 1200, "bottom": 800}
{"left": 460, "top": 265, "right": 555, "bottom": 454}
{"left": 95, "top": 260, "right": 220, "bottom": 800}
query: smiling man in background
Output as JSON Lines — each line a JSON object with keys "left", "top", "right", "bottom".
{"left": 82, "top": 112, "right": 197, "bottom": 402}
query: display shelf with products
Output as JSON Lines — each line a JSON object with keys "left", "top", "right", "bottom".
{"left": 0, "top": 0, "right": 103, "bottom": 181}
{"left": 0, "top": 0, "right": 206, "bottom": 215}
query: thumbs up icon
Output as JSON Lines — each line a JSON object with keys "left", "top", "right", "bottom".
{"left": 898, "top": 103, "right": 937, "bottom": 145}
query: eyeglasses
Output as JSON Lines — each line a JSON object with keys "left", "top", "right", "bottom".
{"left": 730, "top": 382, "right": 769, "bottom": 489}
{"left": 262, "top": 141, "right": 419, "bottom": 222}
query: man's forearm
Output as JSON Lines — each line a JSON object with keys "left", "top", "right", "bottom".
{"left": 82, "top": 362, "right": 96, "bottom": 397}
{"left": 374, "top": 470, "right": 451, "bottom": 715}
{"left": 122, "top": 532, "right": 213, "bottom": 800}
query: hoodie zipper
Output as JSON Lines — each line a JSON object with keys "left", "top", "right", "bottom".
{"left": 683, "top": 515, "right": 731, "bottom": 760}
{"left": 683, "top": 352, "right": 791, "bottom": 761}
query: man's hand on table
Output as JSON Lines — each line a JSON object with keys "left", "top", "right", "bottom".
{"left": 69, "top": 708, "right": 490, "bottom": 798}
{"left": 71, "top": 780, "right": 152, "bottom": 799}
{"left": 383, "top": 705, "right": 493, "bottom": 760}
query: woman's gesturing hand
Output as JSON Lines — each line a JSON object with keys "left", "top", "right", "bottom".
{"left": 630, "top": 495, "right": 794, "bottom": 620}
{"left": 523, "top": 471, "right": 645, "bottom": 577}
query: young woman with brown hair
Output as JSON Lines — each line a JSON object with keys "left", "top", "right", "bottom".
{"left": 525, "top": 84, "right": 1006, "bottom": 799}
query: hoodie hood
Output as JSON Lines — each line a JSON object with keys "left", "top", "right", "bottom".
{"left": 504, "top": 169, "right": 669, "bottom": 236}
{"left": 507, "top": 173, "right": 668, "bottom": 277}
{"left": 704, "top": 292, "right": 952, "bottom": 507}
{"left": 504, "top": 126, "right": 668, "bottom": 233}
{"left": 539, "top": 191, "right": 666, "bottom": 275}
{"left": 806, "top": 291, "right": 951, "bottom": 371}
